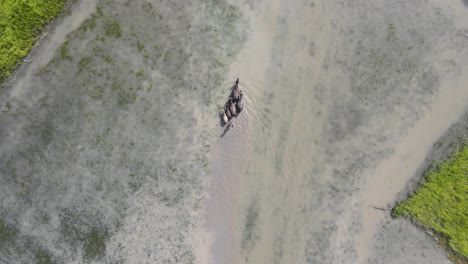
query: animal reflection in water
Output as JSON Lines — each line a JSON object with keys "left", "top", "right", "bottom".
{"left": 221, "top": 78, "right": 244, "bottom": 128}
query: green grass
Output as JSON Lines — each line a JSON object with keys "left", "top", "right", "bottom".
{"left": 36, "top": 249, "right": 55, "bottom": 264}
{"left": 0, "top": 218, "right": 18, "bottom": 247}
{"left": 103, "top": 20, "right": 121, "bottom": 38}
{"left": 0, "top": 0, "right": 66, "bottom": 82}
{"left": 137, "top": 41, "right": 144, "bottom": 52}
{"left": 393, "top": 146, "right": 468, "bottom": 261}
{"left": 60, "top": 40, "right": 72, "bottom": 61}
{"left": 82, "top": 228, "right": 108, "bottom": 260}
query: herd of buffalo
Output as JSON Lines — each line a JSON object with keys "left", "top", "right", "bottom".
{"left": 221, "top": 78, "right": 244, "bottom": 127}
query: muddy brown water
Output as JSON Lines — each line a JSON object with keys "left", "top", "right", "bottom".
{"left": 1, "top": 0, "right": 468, "bottom": 263}
{"left": 201, "top": 0, "right": 468, "bottom": 264}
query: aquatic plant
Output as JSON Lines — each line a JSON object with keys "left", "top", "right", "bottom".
{"left": 60, "top": 40, "right": 72, "bottom": 61}
{"left": 82, "top": 228, "right": 108, "bottom": 260}
{"left": 393, "top": 146, "right": 468, "bottom": 262}
{"left": 137, "top": 41, "right": 145, "bottom": 53}
{"left": 0, "top": 0, "right": 65, "bottom": 82}
{"left": 0, "top": 219, "right": 17, "bottom": 247}
{"left": 35, "top": 249, "right": 55, "bottom": 264}
{"left": 78, "top": 56, "right": 92, "bottom": 71}
{"left": 60, "top": 209, "right": 109, "bottom": 261}
{"left": 103, "top": 20, "right": 122, "bottom": 38}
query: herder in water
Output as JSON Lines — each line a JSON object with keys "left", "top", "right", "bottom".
{"left": 222, "top": 78, "right": 244, "bottom": 127}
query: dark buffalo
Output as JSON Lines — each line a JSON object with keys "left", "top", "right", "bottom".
{"left": 222, "top": 111, "right": 229, "bottom": 124}
{"left": 220, "top": 78, "right": 244, "bottom": 128}
{"left": 236, "top": 91, "right": 244, "bottom": 112}
{"left": 224, "top": 104, "right": 232, "bottom": 119}
{"left": 228, "top": 97, "right": 237, "bottom": 116}
{"left": 232, "top": 78, "right": 241, "bottom": 100}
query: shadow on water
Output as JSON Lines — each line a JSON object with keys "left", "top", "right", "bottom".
{"left": 463, "top": 0, "right": 468, "bottom": 7}
{"left": 220, "top": 125, "right": 231, "bottom": 137}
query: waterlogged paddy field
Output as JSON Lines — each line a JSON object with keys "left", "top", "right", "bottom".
{"left": 1, "top": 0, "right": 468, "bottom": 264}
{"left": 0, "top": 0, "right": 249, "bottom": 262}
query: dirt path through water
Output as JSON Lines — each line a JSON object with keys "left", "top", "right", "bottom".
{"left": 198, "top": 1, "right": 282, "bottom": 262}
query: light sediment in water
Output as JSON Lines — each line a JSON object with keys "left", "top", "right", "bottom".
{"left": 201, "top": 0, "right": 468, "bottom": 263}
{"left": 2, "top": 0, "right": 468, "bottom": 263}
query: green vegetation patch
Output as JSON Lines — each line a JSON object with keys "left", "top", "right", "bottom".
{"left": 60, "top": 209, "right": 109, "bottom": 261}
{"left": 137, "top": 41, "right": 144, "bottom": 52}
{"left": 393, "top": 146, "right": 468, "bottom": 261}
{"left": 0, "top": 0, "right": 66, "bottom": 82}
{"left": 103, "top": 20, "right": 122, "bottom": 38}
{"left": 60, "top": 40, "right": 72, "bottom": 61}
{"left": 0, "top": 218, "right": 18, "bottom": 247}
{"left": 82, "top": 228, "right": 108, "bottom": 260}
{"left": 35, "top": 249, "right": 55, "bottom": 264}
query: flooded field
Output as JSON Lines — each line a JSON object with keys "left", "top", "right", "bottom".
{"left": 203, "top": 0, "right": 468, "bottom": 263}
{"left": 1, "top": 0, "right": 468, "bottom": 263}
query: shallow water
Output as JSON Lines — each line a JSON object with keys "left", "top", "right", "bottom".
{"left": 1, "top": 0, "right": 468, "bottom": 263}
{"left": 203, "top": 0, "right": 468, "bottom": 263}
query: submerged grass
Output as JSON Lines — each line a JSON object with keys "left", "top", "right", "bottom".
{"left": 0, "top": 0, "right": 66, "bottom": 82}
{"left": 103, "top": 20, "right": 121, "bottom": 38}
{"left": 393, "top": 146, "right": 468, "bottom": 262}
{"left": 0, "top": 218, "right": 18, "bottom": 247}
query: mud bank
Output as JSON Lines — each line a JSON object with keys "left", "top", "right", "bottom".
{"left": 369, "top": 219, "right": 453, "bottom": 264}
